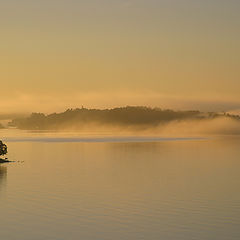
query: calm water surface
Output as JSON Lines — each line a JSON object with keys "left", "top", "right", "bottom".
{"left": 0, "top": 130, "right": 240, "bottom": 239}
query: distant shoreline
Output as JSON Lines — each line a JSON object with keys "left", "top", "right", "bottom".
{"left": 8, "top": 106, "right": 240, "bottom": 131}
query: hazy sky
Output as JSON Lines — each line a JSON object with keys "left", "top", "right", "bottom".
{"left": 1, "top": 0, "right": 240, "bottom": 113}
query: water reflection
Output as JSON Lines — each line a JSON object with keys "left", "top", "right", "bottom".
{"left": 0, "top": 136, "right": 240, "bottom": 240}
{"left": 0, "top": 165, "right": 7, "bottom": 192}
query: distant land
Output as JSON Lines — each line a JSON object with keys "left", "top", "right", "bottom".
{"left": 8, "top": 106, "right": 240, "bottom": 132}
{"left": 0, "top": 113, "right": 28, "bottom": 129}
{"left": 0, "top": 113, "right": 28, "bottom": 121}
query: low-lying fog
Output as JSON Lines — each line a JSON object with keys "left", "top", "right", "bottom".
{"left": 3, "top": 117, "right": 240, "bottom": 137}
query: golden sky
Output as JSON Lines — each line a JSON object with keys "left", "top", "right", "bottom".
{"left": 0, "top": 0, "right": 240, "bottom": 113}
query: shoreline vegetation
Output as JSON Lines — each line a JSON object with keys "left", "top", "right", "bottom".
{"left": 7, "top": 106, "right": 240, "bottom": 132}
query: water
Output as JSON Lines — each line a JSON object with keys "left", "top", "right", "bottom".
{"left": 0, "top": 130, "right": 240, "bottom": 239}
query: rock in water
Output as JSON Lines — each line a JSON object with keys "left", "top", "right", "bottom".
{"left": 0, "top": 140, "right": 7, "bottom": 156}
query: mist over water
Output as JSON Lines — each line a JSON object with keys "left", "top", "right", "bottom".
{"left": 1, "top": 109, "right": 240, "bottom": 240}
{"left": 153, "top": 117, "right": 240, "bottom": 136}
{"left": 2, "top": 117, "right": 240, "bottom": 144}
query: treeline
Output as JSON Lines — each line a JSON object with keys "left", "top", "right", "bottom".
{"left": 9, "top": 106, "right": 240, "bottom": 130}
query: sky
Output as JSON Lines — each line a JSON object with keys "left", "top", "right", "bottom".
{"left": 0, "top": 0, "right": 240, "bottom": 113}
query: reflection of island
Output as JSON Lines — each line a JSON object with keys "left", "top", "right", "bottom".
{"left": 0, "top": 165, "right": 7, "bottom": 192}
